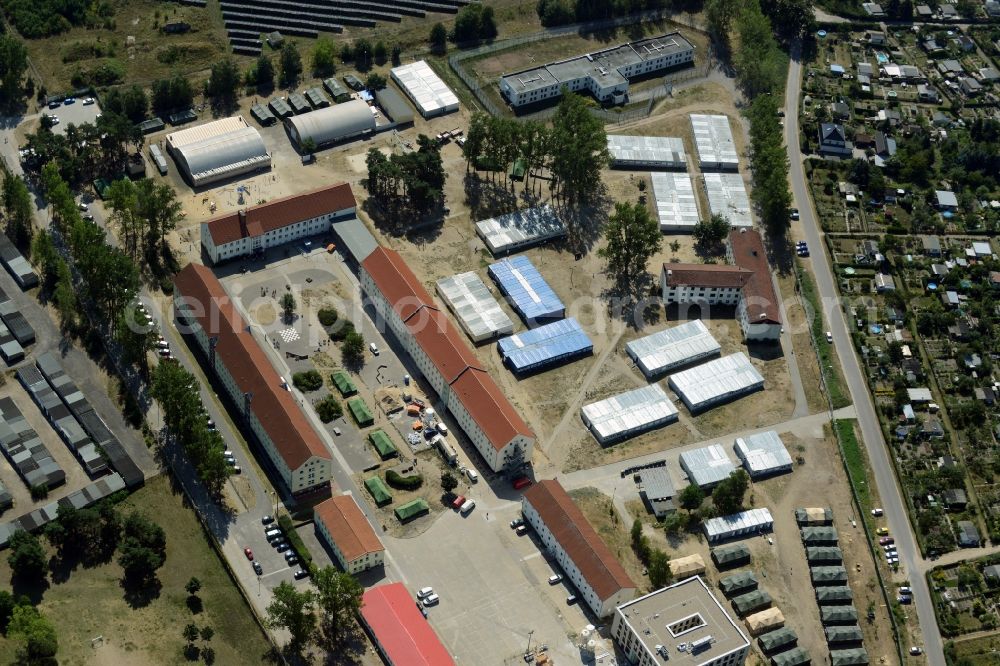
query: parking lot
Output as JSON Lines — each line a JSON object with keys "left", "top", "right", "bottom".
{"left": 384, "top": 492, "right": 587, "bottom": 665}
{"left": 43, "top": 98, "right": 101, "bottom": 135}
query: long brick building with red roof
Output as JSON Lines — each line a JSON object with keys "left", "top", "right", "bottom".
{"left": 200, "top": 183, "right": 356, "bottom": 264}
{"left": 359, "top": 247, "right": 534, "bottom": 473}
{"left": 661, "top": 228, "right": 782, "bottom": 342}
{"left": 173, "top": 263, "right": 332, "bottom": 495}
{"left": 522, "top": 479, "right": 637, "bottom": 617}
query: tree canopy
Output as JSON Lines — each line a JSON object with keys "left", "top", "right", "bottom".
{"left": 2, "top": 172, "right": 34, "bottom": 247}
{"left": 265, "top": 582, "right": 316, "bottom": 653}
{"left": 598, "top": 201, "right": 661, "bottom": 294}
{"left": 312, "top": 37, "right": 337, "bottom": 77}
{"left": 7, "top": 604, "right": 58, "bottom": 662}
{"left": 206, "top": 58, "right": 241, "bottom": 111}
{"left": 0, "top": 34, "right": 29, "bottom": 110}
{"left": 712, "top": 470, "right": 750, "bottom": 515}
{"left": 7, "top": 530, "right": 47, "bottom": 581}
{"left": 279, "top": 42, "right": 303, "bottom": 87}
{"left": 312, "top": 566, "right": 364, "bottom": 651}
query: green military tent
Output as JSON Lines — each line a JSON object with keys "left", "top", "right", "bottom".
{"left": 825, "top": 625, "right": 864, "bottom": 645}
{"left": 800, "top": 526, "right": 839, "bottom": 545}
{"left": 806, "top": 546, "right": 844, "bottom": 563}
{"left": 795, "top": 507, "right": 833, "bottom": 525}
{"left": 348, "top": 397, "right": 374, "bottom": 426}
{"left": 719, "top": 571, "right": 759, "bottom": 597}
{"left": 758, "top": 627, "right": 798, "bottom": 653}
{"left": 771, "top": 647, "right": 810, "bottom": 666}
{"left": 712, "top": 543, "right": 752, "bottom": 569}
{"left": 830, "top": 648, "right": 869, "bottom": 666}
{"left": 364, "top": 476, "right": 392, "bottom": 506}
{"left": 821, "top": 605, "right": 859, "bottom": 625}
{"left": 811, "top": 566, "right": 849, "bottom": 586}
{"left": 732, "top": 589, "right": 772, "bottom": 617}
{"left": 368, "top": 429, "right": 398, "bottom": 459}
{"left": 815, "top": 586, "right": 853, "bottom": 605}
{"left": 331, "top": 370, "right": 357, "bottom": 396}
{"left": 394, "top": 499, "right": 429, "bottom": 522}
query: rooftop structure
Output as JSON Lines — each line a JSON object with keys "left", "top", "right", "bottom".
{"left": 652, "top": 172, "right": 701, "bottom": 232}
{"left": 475, "top": 205, "right": 566, "bottom": 255}
{"left": 668, "top": 352, "right": 765, "bottom": 413}
{"left": 719, "top": 571, "right": 758, "bottom": 597}
{"left": 733, "top": 431, "right": 793, "bottom": 478}
{"left": 359, "top": 583, "right": 455, "bottom": 666}
{"left": 611, "top": 576, "right": 750, "bottom": 666}
{"left": 690, "top": 114, "right": 739, "bottom": 170}
{"left": 390, "top": 60, "right": 459, "bottom": 118}
{"left": 625, "top": 319, "right": 721, "bottom": 379}
{"left": 795, "top": 507, "right": 834, "bottom": 526}
{"left": 680, "top": 444, "right": 736, "bottom": 488}
{"left": 703, "top": 508, "right": 774, "bottom": 543}
{"left": 200, "top": 183, "right": 356, "bottom": 264}
{"left": 284, "top": 99, "right": 375, "bottom": 150}
{"left": 313, "top": 494, "right": 384, "bottom": 574}
{"left": 436, "top": 271, "right": 514, "bottom": 343}
{"left": 500, "top": 33, "right": 695, "bottom": 109}
{"left": 165, "top": 115, "right": 269, "bottom": 187}
{"left": 581, "top": 384, "right": 679, "bottom": 445}
{"left": 607, "top": 135, "right": 687, "bottom": 169}
{"left": 488, "top": 255, "right": 565, "bottom": 326}
{"left": 637, "top": 466, "right": 676, "bottom": 517}
{"left": 0, "top": 396, "right": 66, "bottom": 490}
{"left": 703, "top": 173, "right": 753, "bottom": 227}
{"left": 522, "top": 479, "right": 637, "bottom": 617}
{"left": 360, "top": 247, "right": 534, "bottom": 473}
{"left": 497, "top": 318, "right": 592, "bottom": 374}
{"left": 173, "top": 265, "right": 332, "bottom": 495}
{"left": 374, "top": 87, "right": 415, "bottom": 125}
{"left": 712, "top": 543, "right": 752, "bottom": 569}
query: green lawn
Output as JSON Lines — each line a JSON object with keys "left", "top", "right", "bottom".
{"left": 836, "top": 419, "right": 872, "bottom": 512}
{"left": 0, "top": 475, "right": 271, "bottom": 665}
{"left": 797, "top": 265, "right": 851, "bottom": 409}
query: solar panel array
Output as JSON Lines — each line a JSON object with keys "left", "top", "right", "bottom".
{"left": 488, "top": 255, "right": 564, "bottom": 326}
{"left": 220, "top": 0, "right": 470, "bottom": 53}
{"left": 497, "top": 318, "right": 593, "bottom": 373}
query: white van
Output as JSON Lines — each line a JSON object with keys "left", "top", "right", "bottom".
{"left": 466, "top": 468, "right": 478, "bottom": 483}
{"left": 460, "top": 499, "right": 476, "bottom": 515}
{"left": 417, "top": 586, "right": 434, "bottom": 599}
{"left": 265, "top": 528, "right": 282, "bottom": 539}
{"left": 369, "top": 342, "right": 380, "bottom": 356}
{"left": 437, "top": 423, "right": 448, "bottom": 436}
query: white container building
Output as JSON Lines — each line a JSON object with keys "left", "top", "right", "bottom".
{"left": 690, "top": 114, "right": 739, "bottom": 170}
{"left": 734, "top": 430, "right": 793, "bottom": 479}
{"left": 704, "top": 508, "right": 774, "bottom": 543}
{"left": 703, "top": 173, "right": 753, "bottom": 228}
{"left": 390, "top": 60, "right": 459, "bottom": 118}
{"left": 680, "top": 443, "right": 737, "bottom": 489}
{"left": 651, "top": 172, "right": 701, "bottom": 232}
{"left": 435, "top": 271, "right": 514, "bottom": 343}
{"left": 625, "top": 319, "right": 721, "bottom": 379}
{"left": 581, "top": 384, "right": 678, "bottom": 445}
{"left": 475, "top": 205, "right": 566, "bottom": 255}
{"left": 668, "top": 352, "right": 764, "bottom": 412}
{"left": 607, "top": 135, "right": 687, "bottom": 169}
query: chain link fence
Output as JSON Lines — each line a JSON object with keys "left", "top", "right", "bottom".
{"left": 447, "top": 10, "right": 711, "bottom": 125}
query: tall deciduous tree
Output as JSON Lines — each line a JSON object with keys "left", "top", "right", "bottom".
{"left": 312, "top": 37, "right": 337, "bottom": 77}
{"left": 207, "top": 58, "right": 241, "bottom": 110}
{"left": 254, "top": 55, "right": 275, "bottom": 91}
{"left": 312, "top": 566, "right": 363, "bottom": 651}
{"left": 265, "top": 582, "right": 316, "bottom": 653}
{"left": 548, "top": 91, "right": 609, "bottom": 204}
{"left": 2, "top": 172, "right": 34, "bottom": 247}
{"left": 7, "top": 531, "right": 47, "bottom": 581}
{"left": 280, "top": 42, "right": 303, "bottom": 87}
{"left": 692, "top": 213, "right": 731, "bottom": 253}
{"left": 0, "top": 35, "right": 28, "bottom": 110}
{"left": 712, "top": 470, "right": 750, "bottom": 515}
{"left": 647, "top": 548, "right": 673, "bottom": 588}
{"left": 429, "top": 23, "right": 447, "bottom": 54}
{"left": 7, "top": 605, "right": 58, "bottom": 661}
{"left": 598, "top": 201, "right": 661, "bottom": 293}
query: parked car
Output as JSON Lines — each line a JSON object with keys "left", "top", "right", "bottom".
{"left": 516, "top": 524, "right": 529, "bottom": 536}
{"left": 909, "top": 647, "right": 922, "bottom": 656}
{"left": 879, "top": 536, "right": 894, "bottom": 545}
{"left": 285, "top": 554, "right": 299, "bottom": 565}
{"left": 369, "top": 342, "right": 380, "bottom": 356}
{"left": 899, "top": 586, "right": 912, "bottom": 596}
{"left": 790, "top": 208, "right": 799, "bottom": 220}
{"left": 422, "top": 593, "right": 440, "bottom": 606}
{"left": 459, "top": 499, "right": 476, "bottom": 515}
{"left": 64, "top": 97, "right": 76, "bottom": 104}
{"left": 876, "top": 527, "right": 889, "bottom": 536}
{"left": 510, "top": 517, "right": 524, "bottom": 529}
{"left": 897, "top": 595, "right": 911, "bottom": 604}
{"left": 566, "top": 594, "right": 577, "bottom": 605}
{"left": 83, "top": 97, "right": 95, "bottom": 105}
{"left": 276, "top": 543, "right": 290, "bottom": 553}
{"left": 417, "top": 587, "right": 434, "bottom": 599}
{"left": 244, "top": 547, "right": 254, "bottom": 560}
{"left": 548, "top": 574, "right": 563, "bottom": 585}
{"left": 293, "top": 569, "right": 308, "bottom": 580}
{"left": 253, "top": 561, "right": 263, "bottom": 575}
{"left": 871, "top": 508, "right": 884, "bottom": 516}
{"left": 826, "top": 331, "right": 833, "bottom": 343}
{"left": 451, "top": 495, "right": 466, "bottom": 510}
{"left": 466, "top": 468, "right": 478, "bottom": 483}
{"left": 261, "top": 515, "right": 274, "bottom": 525}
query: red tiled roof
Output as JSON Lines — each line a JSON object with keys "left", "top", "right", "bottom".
{"left": 361, "top": 247, "right": 533, "bottom": 451}
{"left": 728, "top": 229, "right": 781, "bottom": 325}
{"left": 205, "top": 183, "right": 356, "bottom": 246}
{"left": 662, "top": 263, "right": 752, "bottom": 288}
{"left": 314, "top": 495, "right": 384, "bottom": 563}
{"left": 523, "top": 480, "right": 636, "bottom": 602}
{"left": 173, "top": 264, "right": 331, "bottom": 471}
{"left": 360, "top": 583, "right": 455, "bottom": 666}
{"left": 450, "top": 368, "right": 532, "bottom": 452}
{"left": 362, "top": 247, "right": 436, "bottom": 322}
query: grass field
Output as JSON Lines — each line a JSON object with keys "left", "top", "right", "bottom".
{"left": 948, "top": 633, "right": 1000, "bottom": 665}
{"left": 0, "top": 475, "right": 271, "bottom": 666}
{"left": 835, "top": 419, "right": 875, "bottom": 515}
{"left": 797, "top": 264, "right": 851, "bottom": 409}
{"left": 568, "top": 487, "right": 647, "bottom": 590}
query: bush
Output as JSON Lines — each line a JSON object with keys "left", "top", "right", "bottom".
{"left": 329, "top": 320, "right": 354, "bottom": 341}
{"left": 385, "top": 470, "right": 423, "bottom": 491}
{"left": 315, "top": 395, "right": 343, "bottom": 423}
{"left": 291, "top": 370, "right": 323, "bottom": 392}
{"left": 277, "top": 514, "right": 312, "bottom": 567}
{"left": 317, "top": 308, "right": 338, "bottom": 327}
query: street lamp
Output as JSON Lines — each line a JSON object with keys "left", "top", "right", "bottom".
{"left": 526, "top": 629, "right": 534, "bottom": 656}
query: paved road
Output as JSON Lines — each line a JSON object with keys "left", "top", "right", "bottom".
{"left": 784, "top": 49, "right": 943, "bottom": 664}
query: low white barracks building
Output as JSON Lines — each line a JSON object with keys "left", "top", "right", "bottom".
{"left": 173, "top": 264, "right": 332, "bottom": 496}
{"left": 359, "top": 247, "right": 534, "bottom": 473}
{"left": 200, "top": 183, "right": 356, "bottom": 264}
{"left": 522, "top": 479, "right": 636, "bottom": 617}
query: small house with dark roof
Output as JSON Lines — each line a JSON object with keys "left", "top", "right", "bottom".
{"left": 943, "top": 488, "right": 968, "bottom": 511}
{"left": 819, "top": 123, "right": 852, "bottom": 157}
{"left": 957, "top": 521, "right": 981, "bottom": 548}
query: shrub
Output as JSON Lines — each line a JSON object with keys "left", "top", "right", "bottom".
{"left": 317, "top": 308, "right": 338, "bottom": 327}
{"left": 291, "top": 370, "right": 323, "bottom": 392}
{"left": 329, "top": 320, "right": 354, "bottom": 341}
{"left": 277, "top": 514, "right": 312, "bottom": 567}
{"left": 315, "top": 395, "right": 343, "bottom": 423}
{"left": 385, "top": 470, "right": 423, "bottom": 491}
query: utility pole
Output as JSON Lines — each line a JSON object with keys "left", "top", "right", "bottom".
{"left": 526, "top": 629, "right": 534, "bottom": 656}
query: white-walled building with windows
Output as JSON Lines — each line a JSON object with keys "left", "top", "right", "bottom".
{"left": 173, "top": 264, "right": 332, "bottom": 496}
{"left": 612, "top": 576, "right": 750, "bottom": 666}
{"left": 360, "top": 247, "right": 534, "bottom": 473}
{"left": 200, "top": 183, "right": 357, "bottom": 264}
{"left": 314, "top": 494, "right": 384, "bottom": 574}
{"left": 500, "top": 33, "right": 695, "bottom": 108}
{"left": 522, "top": 479, "right": 636, "bottom": 617}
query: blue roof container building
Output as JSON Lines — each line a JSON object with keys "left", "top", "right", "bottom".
{"left": 497, "top": 318, "right": 593, "bottom": 374}
{"left": 488, "top": 255, "right": 565, "bottom": 326}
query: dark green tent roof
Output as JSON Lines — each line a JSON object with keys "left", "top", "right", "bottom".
{"left": 806, "top": 546, "right": 844, "bottom": 563}
{"left": 825, "top": 625, "right": 864, "bottom": 644}
{"left": 771, "top": 647, "right": 810, "bottom": 666}
{"left": 758, "top": 626, "right": 798, "bottom": 651}
{"left": 720, "top": 571, "right": 759, "bottom": 596}
{"left": 712, "top": 543, "right": 752, "bottom": 566}
{"left": 732, "top": 589, "right": 772, "bottom": 616}
{"left": 816, "top": 586, "right": 853, "bottom": 604}
{"left": 800, "top": 526, "right": 839, "bottom": 544}
{"left": 830, "top": 648, "right": 869, "bottom": 666}
{"left": 821, "top": 605, "right": 858, "bottom": 625}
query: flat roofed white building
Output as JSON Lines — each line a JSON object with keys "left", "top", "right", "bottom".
{"left": 668, "top": 352, "right": 764, "bottom": 412}
{"left": 581, "top": 384, "right": 679, "bottom": 445}
{"left": 734, "top": 431, "right": 792, "bottom": 478}
{"left": 436, "top": 272, "right": 514, "bottom": 342}
{"left": 691, "top": 114, "right": 740, "bottom": 170}
{"left": 703, "top": 173, "right": 753, "bottom": 228}
{"left": 626, "top": 320, "right": 721, "bottom": 379}
{"left": 680, "top": 443, "right": 737, "bottom": 489}
{"left": 475, "top": 205, "right": 566, "bottom": 255}
{"left": 612, "top": 576, "right": 750, "bottom": 666}
{"left": 652, "top": 172, "right": 701, "bottom": 232}
{"left": 608, "top": 135, "right": 687, "bottom": 169}
{"left": 390, "top": 60, "right": 459, "bottom": 118}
